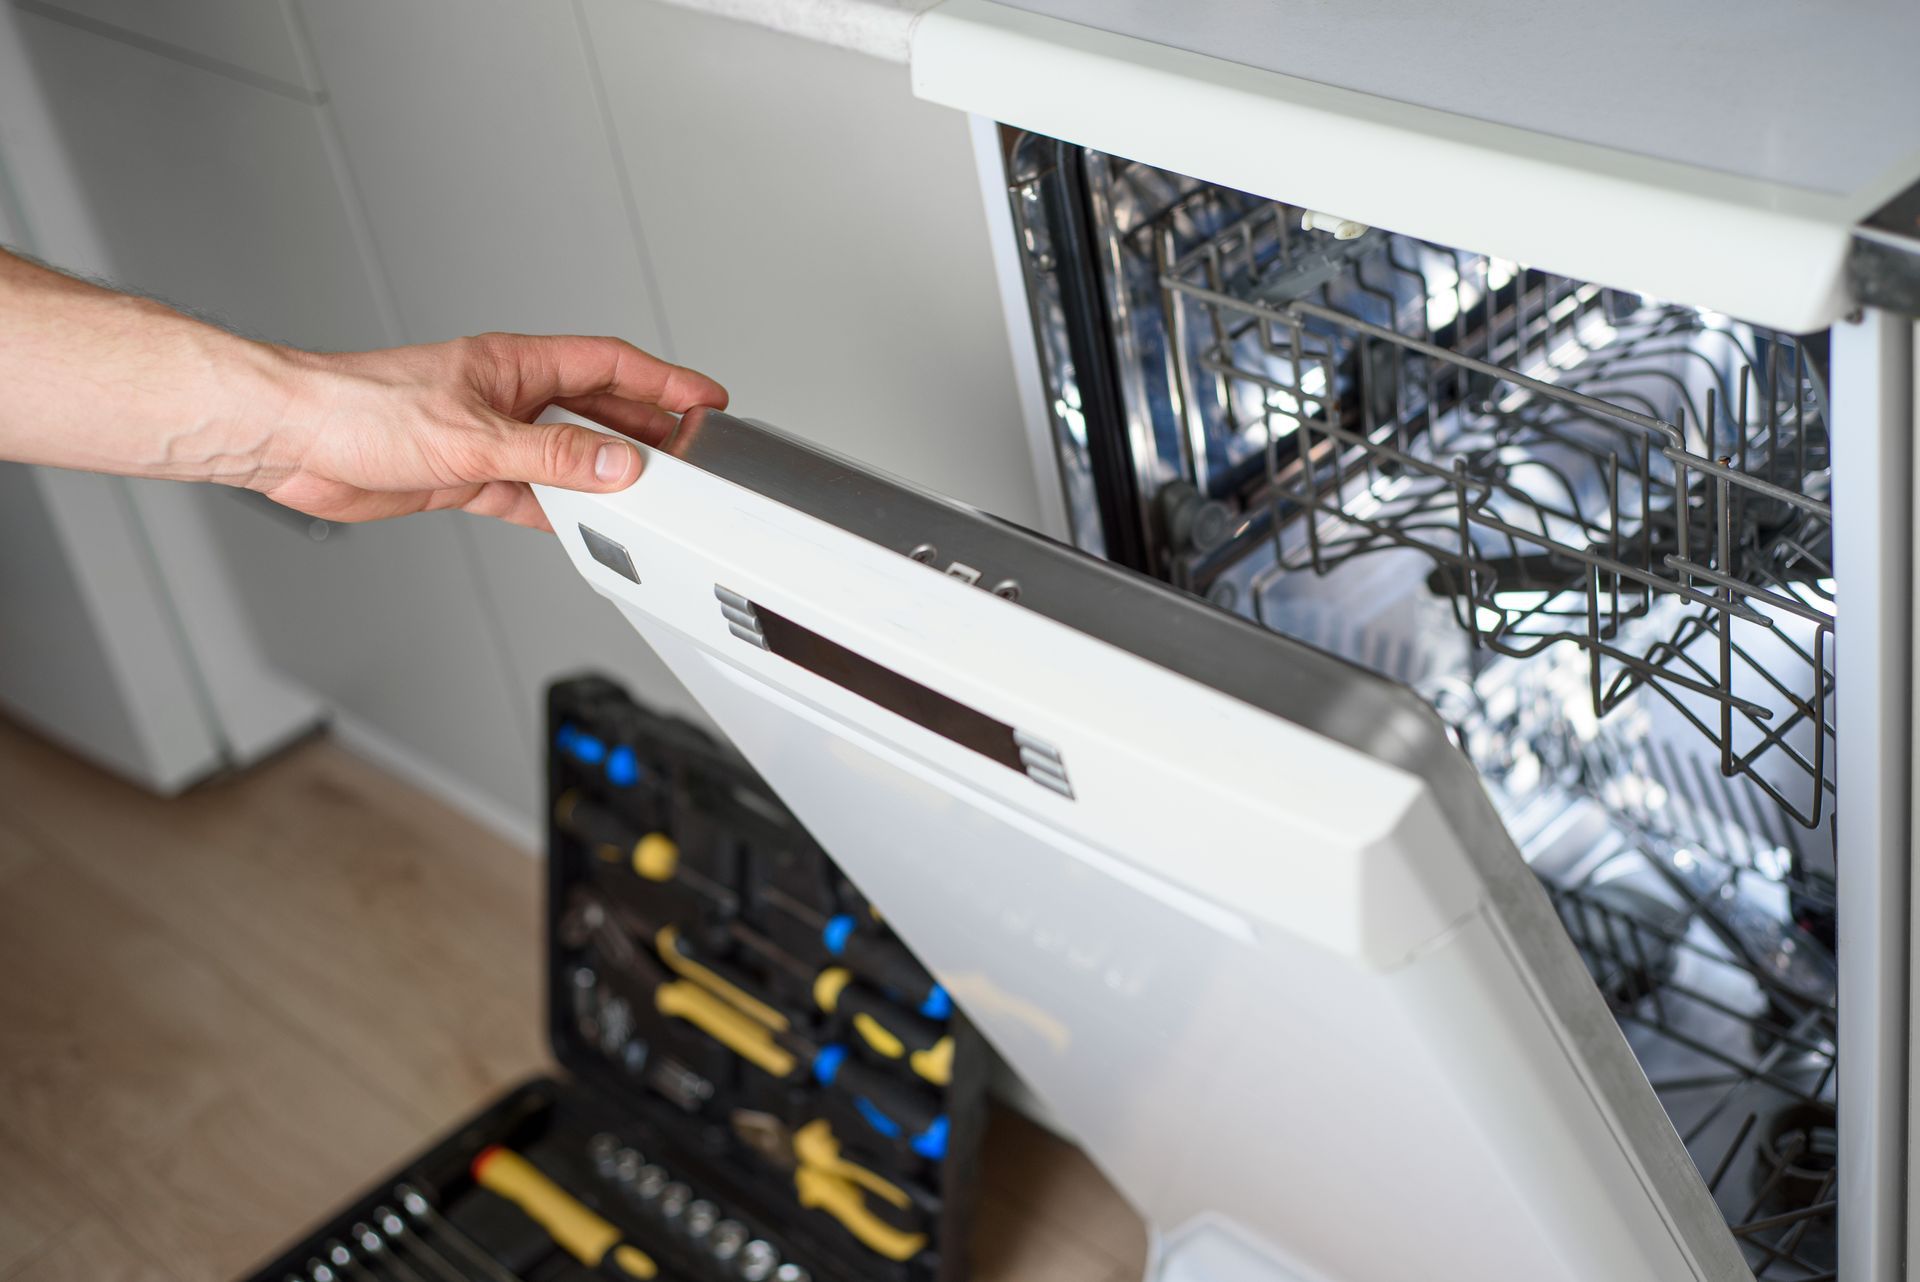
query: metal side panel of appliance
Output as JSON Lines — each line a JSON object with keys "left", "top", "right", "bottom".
{"left": 906, "top": 0, "right": 1920, "bottom": 336}
{"left": 534, "top": 408, "right": 1751, "bottom": 1282}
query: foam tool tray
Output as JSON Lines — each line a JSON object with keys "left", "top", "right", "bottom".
{"left": 242, "top": 674, "right": 991, "bottom": 1282}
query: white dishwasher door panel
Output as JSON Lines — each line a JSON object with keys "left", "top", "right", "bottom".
{"left": 533, "top": 409, "right": 1754, "bottom": 1282}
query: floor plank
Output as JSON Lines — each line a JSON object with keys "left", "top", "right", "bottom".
{"left": 0, "top": 1118, "right": 94, "bottom": 1278}
{"left": 0, "top": 720, "right": 546, "bottom": 1131}
{"left": 0, "top": 792, "right": 48, "bottom": 890}
{"left": 0, "top": 852, "right": 424, "bottom": 1279}
{"left": 2, "top": 1214, "right": 184, "bottom": 1282}
{"left": 972, "top": 1188, "right": 1142, "bottom": 1282}
{"left": 980, "top": 1110, "right": 1149, "bottom": 1273}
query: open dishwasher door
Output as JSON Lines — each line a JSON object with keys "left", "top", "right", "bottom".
{"left": 535, "top": 408, "right": 1752, "bottom": 1282}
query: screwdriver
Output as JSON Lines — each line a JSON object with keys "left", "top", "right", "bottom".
{"left": 554, "top": 793, "right": 733, "bottom": 908}
{"left": 720, "top": 921, "right": 953, "bottom": 1087}
{"left": 758, "top": 884, "right": 952, "bottom": 1020}
{"left": 470, "top": 1147, "right": 660, "bottom": 1279}
{"left": 813, "top": 967, "right": 953, "bottom": 1087}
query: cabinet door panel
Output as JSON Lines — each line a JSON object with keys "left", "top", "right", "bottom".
{"left": 14, "top": 11, "right": 384, "bottom": 350}
{"left": 17, "top": 0, "right": 317, "bottom": 95}
{"left": 0, "top": 464, "right": 223, "bottom": 792}
{"left": 294, "top": 0, "right": 666, "bottom": 349}
{"left": 200, "top": 495, "right": 540, "bottom": 833}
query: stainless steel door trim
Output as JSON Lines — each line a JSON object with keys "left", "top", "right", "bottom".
{"left": 1832, "top": 310, "right": 1915, "bottom": 1282}
{"left": 1852, "top": 177, "right": 1920, "bottom": 319}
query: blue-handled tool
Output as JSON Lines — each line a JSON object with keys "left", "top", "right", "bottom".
{"left": 810, "top": 1044, "right": 949, "bottom": 1159}
{"left": 760, "top": 884, "right": 950, "bottom": 1018}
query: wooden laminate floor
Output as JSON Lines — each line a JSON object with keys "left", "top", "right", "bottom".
{"left": 0, "top": 717, "right": 1146, "bottom": 1282}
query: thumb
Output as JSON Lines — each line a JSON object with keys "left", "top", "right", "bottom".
{"left": 484, "top": 419, "right": 642, "bottom": 492}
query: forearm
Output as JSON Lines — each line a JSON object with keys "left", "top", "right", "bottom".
{"left": 0, "top": 246, "right": 725, "bottom": 528}
{"left": 0, "top": 247, "right": 292, "bottom": 485}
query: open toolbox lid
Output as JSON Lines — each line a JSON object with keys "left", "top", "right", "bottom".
{"left": 536, "top": 409, "right": 1754, "bottom": 1282}
{"left": 542, "top": 678, "right": 991, "bottom": 1282}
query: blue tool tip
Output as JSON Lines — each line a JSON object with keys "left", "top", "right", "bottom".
{"left": 911, "top": 1115, "right": 950, "bottom": 1160}
{"left": 854, "top": 1096, "right": 903, "bottom": 1139}
{"left": 606, "top": 745, "right": 640, "bottom": 787}
{"left": 812, "top": 1044, "right": 846, "bottom": 1086}
{"left": 557, "top": 724, "right": 607, "bottom": 764}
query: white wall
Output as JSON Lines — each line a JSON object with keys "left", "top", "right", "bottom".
{"left": 2, "top": 0, "right": 1040, "bottom": 843}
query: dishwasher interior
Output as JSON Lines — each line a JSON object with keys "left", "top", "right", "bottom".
{"left": 1004, "top": 132, "right": 1841, "bottom": 1280}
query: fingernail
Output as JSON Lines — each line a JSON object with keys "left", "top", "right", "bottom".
{"left": 594, "top": 441, "right": 630, "bottom": 482}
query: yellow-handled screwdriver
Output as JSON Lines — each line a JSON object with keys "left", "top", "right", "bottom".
{"left": 661, "top": 919, "right": 953, "bottom": 1086}
{"left": 470, "top": 1146, "right": 661, "bottom": 1279}
{"left": 555, "top": 793, "right": 734, "bottom": 907}
{"left": 809, "top": 965, "right": 954, "bottom": 1087}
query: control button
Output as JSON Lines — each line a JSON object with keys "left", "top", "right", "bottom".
{"left": 579, "top": 525, "right": 640, "bottom": 583}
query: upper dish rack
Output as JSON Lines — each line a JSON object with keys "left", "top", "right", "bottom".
{"left": 1155, "top": 203, "right": 1836, "bottom": 828}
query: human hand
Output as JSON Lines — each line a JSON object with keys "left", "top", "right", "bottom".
{"left": 251, "top": 332, "right": 727, "bottom": 530}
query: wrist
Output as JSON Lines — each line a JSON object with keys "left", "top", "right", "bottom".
{"left": 206, "top": 337, "right": 324, "bottom": 492}
{"left": 114, "top": 298, "right": 307, "bottom": 489}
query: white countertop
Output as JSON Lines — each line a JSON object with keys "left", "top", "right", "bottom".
{"left": 996, "top": 0, "right": 1920, "bottom": 200}
{"left": 649, "top": 0, "right": 936, "bottom": 60}
{"left": 655, "top": 0, "right": 1919, "bottom": 206}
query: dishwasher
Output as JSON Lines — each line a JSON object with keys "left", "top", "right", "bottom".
{"left": 537, "top": 4, "right": 1919, "bottom": 1280}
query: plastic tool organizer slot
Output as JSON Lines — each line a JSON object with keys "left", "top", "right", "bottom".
{"left": 243, "top": 675, "right": 989, "bottom": 1282}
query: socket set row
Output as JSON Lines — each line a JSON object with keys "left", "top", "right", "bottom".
{"left": 585, "top": 1133, "right": 805, "bottom": 1281}
{"left": 279, "top": 1185, "right": 519, "bottom": 1282}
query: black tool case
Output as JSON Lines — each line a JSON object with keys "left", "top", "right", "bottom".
{"left": 243, "top": 675, "right": 991, "bottom": 1282}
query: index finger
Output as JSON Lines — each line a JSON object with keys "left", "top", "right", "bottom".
{"left": 490, "top": 333, "right": 729, "bottom": 417}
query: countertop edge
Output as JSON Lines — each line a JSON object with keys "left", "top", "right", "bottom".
{"left": 645, "top": 0, "right": 939, "bottom": 61}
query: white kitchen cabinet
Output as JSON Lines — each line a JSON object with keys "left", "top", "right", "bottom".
{"left": 0, "top": 6, "right": 327, "bottom": 792}
{"left": 6, "top": 7, "right": 540, "bottom": 828}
